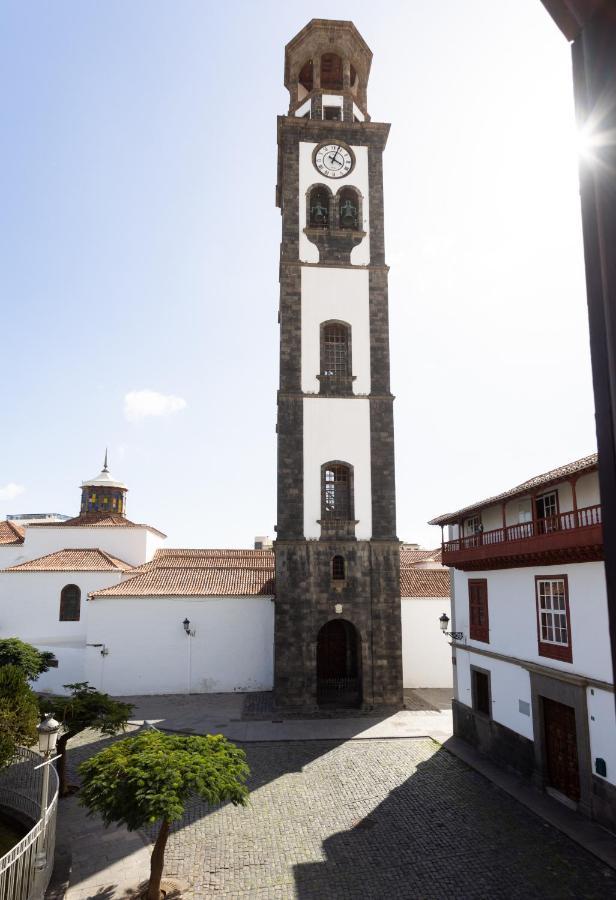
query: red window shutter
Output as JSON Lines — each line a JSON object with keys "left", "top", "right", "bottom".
{"left": 469, "top": 580, "right": 489, "bottom": 643}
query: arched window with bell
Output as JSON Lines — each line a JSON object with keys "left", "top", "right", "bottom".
{"left": 337, "top": 186, "right": 361, "bottom": 230}
{"left": 306, "top": 184, "right": 332, "bottom": 229}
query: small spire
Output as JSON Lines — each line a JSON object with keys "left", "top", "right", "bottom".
{"left": 103, "top": 448, "right": 109, "bottom": 472}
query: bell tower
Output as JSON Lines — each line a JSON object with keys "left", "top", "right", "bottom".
{"left": 274, "top": 19, "right": 403, "bottom": 711}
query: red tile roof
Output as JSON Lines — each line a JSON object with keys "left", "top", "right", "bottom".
{"left": 6, "top": 548, "right": 132, "bottom": 572}
{"left": 90, "top": 566, "right": 275, "bottom": 598}
{"left": 400, "top": 547, "right": 441, "bottom": 566}
{"left": 27, "top": 512, "right": 166, "bottom": 538}
{"left": 0, "top": 521, "right": 25, "bottom": 545}
{"left": 400, "top": 569, "right": 450, "bottom": 598}
{"left": 429, "top": 453, "right": 598, "bottom": 526}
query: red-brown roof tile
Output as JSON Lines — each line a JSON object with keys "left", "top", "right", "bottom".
{"left": 400, "top": 569, "right": 450, "bottom": 598}
{"left": 6, "top": 548, "right": 132, "bottom": 572}
{"left": 429, "top": 453, "right": 598, "bottom": 526}
{"left": 27, "top": 512, "right": 166, "bottom": 538}
{"left": 399, "top": 547, "right": 442, "bottom": 566}
{"left": 90, "top": 566, "right": 275, "bottom": 598}
{"left": 0, "top": 521, "right": 25, "bottom": 545}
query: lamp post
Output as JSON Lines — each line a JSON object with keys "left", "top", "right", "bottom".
{"left": 439, "top": 613, "right": 463, "bottom": 641}
{"left": 34, "top": 712, "right": 60, "bottom": 881}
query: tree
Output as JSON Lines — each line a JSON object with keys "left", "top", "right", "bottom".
{"left": 40, "top": 682, "right": 133, "bottom": 797}
{"left": 0, "top": 637, "right": 56, "bottom": 681}
{"left": 0, "top": 664, "right": 39, "bottom": 766}
{"left": 79, "top": 730, "right": 249, "bottom": 900}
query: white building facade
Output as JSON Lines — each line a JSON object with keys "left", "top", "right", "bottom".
{"left": 0, "top": 460, "right": 448, "bottom": 698}
{"left": 431, "top": 453, "right": 615, "bottom": 831}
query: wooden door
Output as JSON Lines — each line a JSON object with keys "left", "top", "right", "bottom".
{"left": 317, "top": 620, "right": 348, "bottom": 679}
{"left": 543, "top": 698, "right": 580, "bottom": 801}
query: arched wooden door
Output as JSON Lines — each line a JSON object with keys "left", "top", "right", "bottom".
{"left": 316, "top": 619, "right": 361, "bottom": 707}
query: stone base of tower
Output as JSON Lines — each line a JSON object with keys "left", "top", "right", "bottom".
{"left": 273, "top": 539, "right": 403, "bottom": 713}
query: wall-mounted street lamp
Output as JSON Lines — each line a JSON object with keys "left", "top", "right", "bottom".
{"left": 439, "top": 613, "right": 463, "bottom": 641}
{"left": 183, "top": 618, "right": 195, "bottom": 636}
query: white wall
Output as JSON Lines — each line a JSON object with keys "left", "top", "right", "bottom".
{"left": 300, "top": 266, "right": 370, "bottom": 395}
{"left": 303, "top": 397, "right": 372, "bottom": 540}
{"left": 85, "top": 595, "right": 275, "bottom": 695}
{"left": 298, "top": 141, "right": 370, "bottom": 265}
{"left": 576, "top": 472, "right": 600, "bottom": 508}
{"left": 401, "top": 596, "right": 452, "bottom": 688}
{"left": 0, "top": 545, "right": 28, "bottom": 570}
{"left": 452, "top": 562, "right": 612, "bottom": 683}
{"left": 18, "top": 525, "right": 164, "bottom": 567}
{"left": 588, "top": 687, "right": 616, "bottom": 786}
{"left": 456, "top": 650, "right": 534, "bottom": 740}
{"left": 0, "top": 570, "right": 124, "bottom": 694}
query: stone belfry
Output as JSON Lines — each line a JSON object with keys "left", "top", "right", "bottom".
{"left": 274, "top": 19, "right": 403, "bottom": 711}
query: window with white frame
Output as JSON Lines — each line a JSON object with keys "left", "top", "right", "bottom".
{"left": 535, "top": 576, "right": 572, "bottom": 662}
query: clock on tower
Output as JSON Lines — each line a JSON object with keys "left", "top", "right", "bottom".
{"left": 274, "top": 19, "right": 403, "bottom": 712}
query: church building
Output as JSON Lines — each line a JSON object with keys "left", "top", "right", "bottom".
{"left": 0, "top": 22, "right": 451, "bottom": 703}
{"left": 274, "top": 19, "right": 403, "bottom": 711}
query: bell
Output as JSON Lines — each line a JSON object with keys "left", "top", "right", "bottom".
{"left": 311, "top": 202, "right": 328, "bottom": 225}
{"left": 340, "top": 200, "right": 357, "bottom": 228}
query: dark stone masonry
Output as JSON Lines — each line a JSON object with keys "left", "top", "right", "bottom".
{"left": 274, "top": 20, "right": 403, "bottom": 713}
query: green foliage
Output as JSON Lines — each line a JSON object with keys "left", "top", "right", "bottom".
{"left": 78, "top": 730, "right": 250, "bottom": 831}
{"left": 40, "top": 682, "right": 133, "bottom": 739}
{"left": 0, "top": 638, "right": 56, "bottom": 681}
{"left": 0, "top": 665, "right": 39, "bottom": 766}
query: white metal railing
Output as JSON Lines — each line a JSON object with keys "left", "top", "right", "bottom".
{"left": 0, "top": 747, "right": 59, "bottom": 900}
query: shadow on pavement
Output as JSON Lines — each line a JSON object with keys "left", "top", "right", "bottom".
{"left": 292, "top": 745, "right": 615, "bottom": 900}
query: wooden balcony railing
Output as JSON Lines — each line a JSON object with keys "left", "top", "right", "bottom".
{"left": 442, "top": 504, "right": 603, "bottom": 569}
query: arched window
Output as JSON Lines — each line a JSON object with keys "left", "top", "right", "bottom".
{"left": 338, "top": 187, "right": 359, "bottom": 230}
{"left": 309, "top": 186, "right": 329, "bottom": 227}
{"left": 322, "top": 463, "right": 352, "bottom": 521}
{"left": 321, "top": 53, "right": 343, "bottom": 91}
{"left": 321, "top": 322, "right": 350, "bottom": 379}
{"left": 60, "top": 584, "right": 81, "bottom": 622}
{"left": 332, "top": 555, "right": 346, "bottom": 580}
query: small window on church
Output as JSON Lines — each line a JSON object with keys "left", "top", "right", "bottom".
{"left": 309, "top": 187, "right": 329, "bottom": 227}
{"left": 321, "top": 322, "right": 350, "bottom": 380}
{"left": 322, "top": 463, "right": 352, "bottom": 521}
{"left": 332, "top": 555, "right": 346, "bottom": 580}
{"left": 338, "top": 187, "right": 359, "bottom": 229}
{"left": 60, "top": 584, "right": 81, "bottom": 622}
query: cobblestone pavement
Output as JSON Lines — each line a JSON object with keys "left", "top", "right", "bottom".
{"left": 66, "top": 732, "right": 615, "bottom": 899}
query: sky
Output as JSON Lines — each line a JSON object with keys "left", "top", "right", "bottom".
{"left": 0, "top": 1, "right": 595, "bottom": 549}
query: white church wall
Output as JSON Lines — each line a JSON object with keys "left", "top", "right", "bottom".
{"left": 85, "top": 595, "right": 275, "bottom": 696}
{"left": 303, "top": 397, "right": 372, "bottom": 540}
{"left": 300, "top": 266, "right": 370, "bottom": 395}
{"left": 298, "top": 141, "right": 370, "bottom": 264}
{"left": 19, "top": 525, "right": 161, "bottom": 567}
{"left": 401, "top": 596, "right": 453, "bottom": 688}
{"left": 0, "top": 545, "right": 28, "bottom": 570}
{"left": 0, "top": 570, "right": 123, "bottom": 694}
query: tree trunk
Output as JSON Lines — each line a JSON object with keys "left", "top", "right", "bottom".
{"left": 147, "top": 819, "right": 169, "bottom": 900}
{"left": 57, "top": 732, "right": 72, "bottom": 797}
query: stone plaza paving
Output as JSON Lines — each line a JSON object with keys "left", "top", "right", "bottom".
{"left": 65, "top": 731, "right": 616, "bottom": 899}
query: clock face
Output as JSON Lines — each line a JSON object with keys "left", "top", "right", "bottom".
{"left": 314, "top": 143, "right": 354, "bottom": 179}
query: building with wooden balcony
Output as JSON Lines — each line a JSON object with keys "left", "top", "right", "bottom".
{"left": 430, "top": 453, "right": 616, "bottom": 833}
